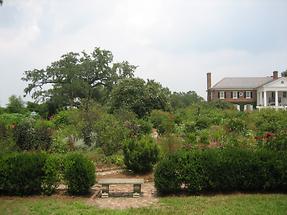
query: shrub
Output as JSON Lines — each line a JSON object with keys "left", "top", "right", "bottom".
{"left": 150, "top": 110, "right": 175, "bottom": 135}
{"left": 51, "top": 110, "right": 78, "bottom": 128}
{"left": 123, "top": 135, "right": 159, "bottom": 173}
{"left": 34, "top": 121, "right": 53, "bottom": 150}
{"left": 257, "top": 130, "right": 287, "bottom": 151}
{"left": 42, "top": 154, "right": 63, "bottom": 195}
{"left": 14, "top": 118, "right": 35, "bottom": 150}
{"left": 94, "top": 114, "right": 128, "bottom": 155}
{"left": 63, "top": 153, "right": 95, "bottom": 195}
{"left": 154, "top": 153, "right": 182, "bottom": 194}
{"left": 225, "top": 117, "right": 247, "bottom": 134}
{"left": 0, "top": 122, "right": 16, "bottom": 154}
{"left": 158, "top": 133, "right": 185, "bottom": 155}
{"left": 14, "top": 118, "right": 53, "bottom": 151}
{"left": 154, "top": 148, "right": 287, "bottom": 195}
{"left": 0, "top": 153, "right": 47, "bottom": 195}
{"left": 0, "top": 113, "right": 26, "bottom": 127}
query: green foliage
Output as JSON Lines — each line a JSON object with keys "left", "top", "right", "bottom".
{"left": 94, "top": 113, "right": 128, "bottom": 155}
{"left": 252, "top": 109, "right": 287, "bottom": 134}
{"left": 0, "top": 152, "right": 47, "bottom": 195}
{"left": 52, "top": 110, "right": 78, "bottom": 128}
{"left": 158, "top": 133, "right": 185, "bottom": 155}
{"left": 150, "top": 110, "right": 175, "bottom": 135}
{"left": 0, "top": 121, "right": 16, "bottom": 153}
{"left": 22, "top": 47, "right": 136, "bottom": 107}
{"left": 42, "top": 154, "right": 63, "bottom": 195}
{"left": 225, "top": 117, "right": 247, "bottom": 134}
{"left": 155, "top": 148, "right": 287, "bottom": 195}
{"left": 171, "top": 91, "right": 204, "bottom": 110}
{"left": 14, "top": 118, "right": 35, "bottom": 150}
{"left": 123, "top": 135, "right": 159, "bottom": 173}
{"left": 63, "top": 153, "right": 95, "bottom": 195}
{"left": 51, "top": 125, "right": 78, "bottom": 153}
{"left": 26, "top": 102, "right": 49, "bottom": 118}
{"left": 0, "top": 113, "right": 26, "bottom": 127}
{"left": 110, "top": 78, "right": 171, "bottom": 118}
{"left": 208, "top": 100, "right": 235, "bottom": 110}
{"left": 154, "top": 153, "right": 182, "bottom": 194}
{"left": 115, "top": 109, "right": 153, "bottom": 137}
{"left": 6, "top": 95, "right": 26, "bottom": 114}
{"left": 14, "top": 118, "right": 53, "bottom": 151}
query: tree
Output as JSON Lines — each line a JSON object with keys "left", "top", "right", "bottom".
{"left": 281, "top": 69, "right": 287, "bottom": 77}
{"left": 22, "top": 47, "right": 136, "bottom": 108}
{"left": 110, "top": 78, "right": 171, "bottom": 118}
{"left": 6, "top": 95, "right": 25, "bottom": 113}
{"left": 171, "top": 91, "right": 204, "bottom": 109}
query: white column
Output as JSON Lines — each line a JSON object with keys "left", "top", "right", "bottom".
{"left": 259, "top": 92, "right": 262, "bottom": 105}
{"left": 264, "top": 91, "right": 267, "bottom": 107}
{"left": 257, "top": 92, "right": 259, "bottom": 106}
{"left": 275, "top": 91, "right": 278, "bottom": 107}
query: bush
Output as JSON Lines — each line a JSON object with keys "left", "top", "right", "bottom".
{"left": 42, "top": 154, "right": 63, "bottom": 195}
{"left": 225, "top": 117, "right": 247, "bottom": 134}
{"left": 0, "top": 152, "right": 96, "bottom": 196}
{"left": 150, "top": 110, "right": 175, "bottom": 135}
{"left": 14, "top": 118, "right": 35, "bottom": 150}
{"left": 14, "top": 118, "right": 53, "bottom": 151}
{"left": 94, "top": 114, "right": 128, "bottom": 155}
{"left": 0, "top": 113, "right": 26, "bottom": 127}
{"left": 154, "top": 153, "right": 182, "bottom": 194}
{"left": 158, "top": 133, "right": 185, "bottom": 155}
{"left": 0, "top": 153, "right": 47, "bottom": 195}
{"left": 123, "top": 135, "right": 159, "bottom": 173}
{"left": 63, "top": 153, "right": 95, "bottom": 195}
{"left": 155, "top": 148, "right": 287, "bottom": 195}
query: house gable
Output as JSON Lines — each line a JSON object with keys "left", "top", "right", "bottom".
{"left": 258, "top": 77, "right": 287, "bottom": 90}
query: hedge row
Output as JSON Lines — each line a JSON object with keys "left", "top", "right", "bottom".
{"left": 155, "top": 148, "right": 287, "bottom": 195}
{"left": 0, "top": 152, "right": 95, "bottom": 196}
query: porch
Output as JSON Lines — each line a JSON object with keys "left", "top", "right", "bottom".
{"left": 256, "top": 90, "right": 287, "bottom": 109}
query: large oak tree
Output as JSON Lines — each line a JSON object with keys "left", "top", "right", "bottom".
{"left": 22, "top": 47, "right": 136, "bottom": 108}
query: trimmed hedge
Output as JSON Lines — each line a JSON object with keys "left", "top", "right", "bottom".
{"left": 64, "top": 153, "right": 95, "bottom": 195}
{"left": 155, "top": 148, "right": 287, "bottom": 195}
{"left": 0, "top": 152, "right": 95, "bottom": 196}
{"left": 0, "top": 153, "right": 47, "bottom": 195}
{"left": 124, "top": 135, "right": 159, "bottom": 173}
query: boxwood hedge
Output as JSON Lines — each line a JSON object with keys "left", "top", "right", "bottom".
{"left": 155, "top": 148, "right": 287, "bottom": 195}
{"left": 0, "top": 152, "right": 95, "bottom": 196}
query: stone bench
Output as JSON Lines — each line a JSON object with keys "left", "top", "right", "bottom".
{"left": 98, "top": 178, "right": 144, "bottom": 198}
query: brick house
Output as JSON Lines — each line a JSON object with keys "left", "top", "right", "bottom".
{"left": 207, "top": 71, "right": 287, "bottom": 111}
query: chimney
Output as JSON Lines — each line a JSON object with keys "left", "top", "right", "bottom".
{"left": 273, "top": 71, "right": 278, "bottom": 80}
{"left": 207, "top": 73, "right": 211, "bottom": 89}
{"left": 207, "top": 73, "right": 211, "bottom": 101}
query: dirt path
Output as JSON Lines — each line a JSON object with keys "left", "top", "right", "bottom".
{"left": 87, "top": 170, "right": 158, "bottom": 209}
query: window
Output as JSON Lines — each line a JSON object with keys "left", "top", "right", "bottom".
{"left": 232, "top": 91, "right": 238, "bottom": 99}
{"left": 246, "top": 91, "right": 251, "bottom": 99}
{"left": 284, "top": 92, "right": 287, "bottom": 98}
{"left": 219, "top": 91, "right": 225, "bottom": 99}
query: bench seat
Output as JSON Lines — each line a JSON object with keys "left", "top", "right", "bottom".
{"left": 98, "top": 178, "right": 144, "bottom": 185}
{"left": 98, "top": 178, "right": 144, "bottom": 198}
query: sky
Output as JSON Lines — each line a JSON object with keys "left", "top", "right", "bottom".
{"left": 0, "top": 0, "right": 287, "bottom": 106}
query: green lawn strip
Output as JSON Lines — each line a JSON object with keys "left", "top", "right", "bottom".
{"left": 0, "top": 194, "right": 286, "bottom": 215}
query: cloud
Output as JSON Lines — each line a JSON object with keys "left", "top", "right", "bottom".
{"left": 0, "top": 0, "right": 287, "bottom": 105}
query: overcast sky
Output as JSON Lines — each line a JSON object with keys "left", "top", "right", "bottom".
{"left": 1, "top": 0, "right": 287, "bottom": 106}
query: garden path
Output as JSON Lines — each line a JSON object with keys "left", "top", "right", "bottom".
{"left": 87, "top": 170, "right": 158, "bottom": 209}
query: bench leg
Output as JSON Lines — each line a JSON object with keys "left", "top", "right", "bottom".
{"left": 133, "top": 184, "right": 141, "bottom": 198}
{"left": 101, "top": 184, "right": 109, "bottom": 198}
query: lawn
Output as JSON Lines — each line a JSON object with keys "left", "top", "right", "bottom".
{"left": 0, "top": 194, "right": 287, "bottom": 215}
